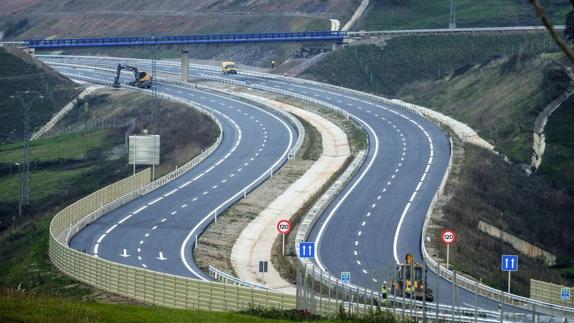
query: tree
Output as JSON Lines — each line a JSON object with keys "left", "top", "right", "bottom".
{"left": 565, "top": 9, "right": 574, "bottom": 42}
{"left": 530, "top": 0, "right": 574, "bottom": 64}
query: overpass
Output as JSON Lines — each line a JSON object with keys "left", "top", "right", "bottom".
{"left": 0, "top": 25, "right": 561, "bottom": 51}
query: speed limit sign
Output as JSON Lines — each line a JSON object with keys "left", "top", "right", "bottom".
{"left": 441, "top": 229, "right": 456, "bottom": 245}
{"left": 277, "top": 219, "right": 292, "bottom": 235}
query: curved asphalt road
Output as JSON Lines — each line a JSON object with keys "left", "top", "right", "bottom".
{"left": 51, "top": 64, "right": 296, "bottom": 280}
{"left": 42, "top": 56, "right": 527, "bottom": 314}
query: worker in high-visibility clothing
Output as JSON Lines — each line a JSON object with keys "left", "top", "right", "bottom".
{"left": 381, "top": 282, "right": 388, "bottom": 301}
{"left": 405, "top": 283, "right": 414, "bottom": 297}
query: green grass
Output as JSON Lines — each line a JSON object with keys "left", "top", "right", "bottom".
{"left": 0, "top": 292, "right": 299, "bottom": 323}
{"left": 539, "top": 95, "right": 574, "bottom": 195}
{"left": 358, "top": 0, "right": 571, "bottom": 30}
{"left": 0, "top": 129, "right": 120, "bottom": 163}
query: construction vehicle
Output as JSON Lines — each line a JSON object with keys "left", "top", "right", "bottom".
{"left": 221, "top": 61, "right": 238, "bottom": 75}
{"left": 113, "top": 64, "right": 153, "bottom": 89}
{"left": 391, "top": 254, "right": 433, "bottom": 301}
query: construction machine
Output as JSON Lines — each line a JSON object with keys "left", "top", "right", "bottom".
{"left": 113, "top": 64, "right": 153, "bottom": 89}
{"left": 391, "top": 254, "right": 433, "bottom": 301}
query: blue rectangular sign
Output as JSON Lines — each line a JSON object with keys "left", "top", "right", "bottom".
{"left": 561, "top": 288, "right": 571, "bottom": 301}
{"left": 299, "top": 242, "right": 315, "bottom": 258}
{"left": 501, "top": 255, "right": 518, "bottom": 272}
{"left": 341, "top": 272, "right": 351, "bottom": 284}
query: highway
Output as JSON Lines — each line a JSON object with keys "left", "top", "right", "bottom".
{"left": 42, "top": 56, "right": 526, "bottom": 314}
{"left": 53, "top": 65, "right": 297, "bottom": 280}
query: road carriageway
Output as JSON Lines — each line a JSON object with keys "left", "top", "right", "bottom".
{"left": 43, "top": 56, "right": 526, "bottom": 313}
{"left": 51, "top": 64, "right": 297, "bottom": 280}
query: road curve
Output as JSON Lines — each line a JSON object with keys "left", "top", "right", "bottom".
{"left": 42, "top": 56, "right": 519, "bottom": 313}
{"left": 50, "top": 64, "right": 296, "bottom": 280}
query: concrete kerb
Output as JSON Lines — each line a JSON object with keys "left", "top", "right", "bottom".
{"left": 228, "top": 97, "right": 350, "bottom": 294}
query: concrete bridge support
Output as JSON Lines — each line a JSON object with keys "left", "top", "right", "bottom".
{"left": 180, "top": 50, "right": 189, "bottom": 82}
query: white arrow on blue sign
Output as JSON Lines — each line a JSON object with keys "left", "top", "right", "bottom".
{"left": 299, "top": 242, "right": 315, "bottom": 258}
{"left": 501, "top": 255, "right": 518, "bottom": 272}
{"left": 341, "top": 272, "right": 351, "bottom": 284}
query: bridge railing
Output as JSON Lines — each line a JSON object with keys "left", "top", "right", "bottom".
{"left": 26, "top": 31, "right": 346, "bottom": 49}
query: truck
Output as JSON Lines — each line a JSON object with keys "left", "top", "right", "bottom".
{"left": 391, "top": 254, "right": 434, "bottom": 301}
{"left": 221, "top": 61, "right": 238, "bottom": 75}
{"left": 112, "top": 64, "right": 153, "bottom": 89}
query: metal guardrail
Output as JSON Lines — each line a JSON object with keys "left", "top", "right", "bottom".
{"left": 346, "top": 26, "right": 564, "bottom": 38}
{"left": 208, "top": 266, "right": 279, "bottom": 292}
{"left": 0, "top": 41, "right": 28, "bottom": 48}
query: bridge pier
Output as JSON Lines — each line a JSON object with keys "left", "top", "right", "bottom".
{"left": 180, "top": 50, "right": 189, "bottom": 82}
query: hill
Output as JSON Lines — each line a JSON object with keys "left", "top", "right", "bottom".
{"left": 0, "top": 47, "right": 81, "bottom": 143}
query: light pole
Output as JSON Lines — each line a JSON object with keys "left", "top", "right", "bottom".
{"left": 10, "top": 91, "right": 44, "bottom": 206}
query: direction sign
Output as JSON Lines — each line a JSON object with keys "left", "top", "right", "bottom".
{"left": 441, "top": 229, "right": 456, "bottom": 245}
{"left": 501, "top": 255, "right": 518, "bottom": 272}
{"left": 299, "top": 242, "right": 315, "bottom": 258}
{"left": 341, "top": 272, "right": 351, "bottom": 284}
{"left": 561, "top": 288, "right": 571, "bottom": 301}
{"left": 276, "top": 219, "right": 292, "bottom": 235}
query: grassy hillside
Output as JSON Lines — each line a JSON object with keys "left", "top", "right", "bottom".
{"left": 358, "top": 0, "right": 570, "bottom": 30}
{"left": 429, "top": 143, "right": 574, "bottom": 295}
{"left": 0, "top": 48, "right": 81, "bottom": 143}
{"left": 400, "top": 53, "right": 570, "bottom": 162}
{"left": 304, "top": 33, "right": 561, "bottom": 96}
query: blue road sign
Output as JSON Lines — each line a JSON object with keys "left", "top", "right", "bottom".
{"left": 299, "top": 242, "right": 315, "bottom": 258}
{"left": 341, "top": 272, "right": 351, "bottom": 284}
{"left": 501, "top": 255, "right": 518, "bottom": 272}
{"left": 561, "top": 288, "right": 571, "bottom": 301}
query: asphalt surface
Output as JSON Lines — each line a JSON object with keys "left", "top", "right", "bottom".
{"left": 51, "top": 64, "right": 296, "bottom": 280}
{"left": 41, "top": 56, "right": 531, "bottom": 315}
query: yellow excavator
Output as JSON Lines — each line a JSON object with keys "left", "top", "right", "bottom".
{"left": 391, "top": 254, "right": 433, "bottom": 301}
{"left": 112, "top": 64, "right": 153, "bottom": 89}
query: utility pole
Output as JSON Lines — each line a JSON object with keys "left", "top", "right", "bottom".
{"left": 11, "top": 91, "right": 44, "bottom": 206}
{"left": 449, "top": 0, "right": 457, "bottom": 29}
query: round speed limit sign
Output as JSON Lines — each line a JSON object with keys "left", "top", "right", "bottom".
{"left": 277, "top": 219, "right": 292, "bottom": 235}
{"left": 441, "top": 229, "right": 456, "bottom": 245}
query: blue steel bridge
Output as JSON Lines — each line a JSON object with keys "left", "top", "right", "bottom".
{"left": 25, "top": 31, "right": 346, "bottom": 50}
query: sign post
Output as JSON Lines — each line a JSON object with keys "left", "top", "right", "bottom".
{"left": 276, "top": 219, "right": 292, "bottom": 255}
{"left": 441, "top": 229, "right": 456, "bottom": 269}
{"left": 501, "top": 255, "right": 518, "bottom": 294}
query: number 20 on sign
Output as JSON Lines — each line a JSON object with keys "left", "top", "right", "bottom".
{"left": 441, "top": 229, "right": 456, "bottom": 269}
